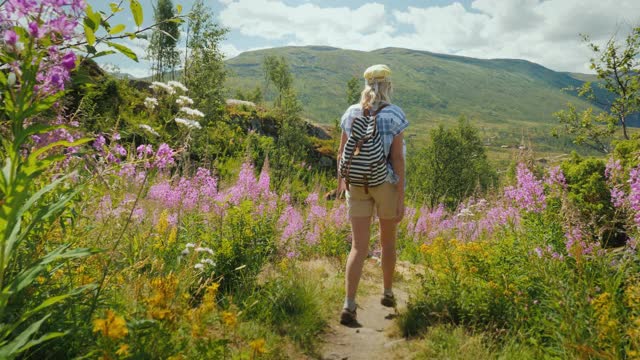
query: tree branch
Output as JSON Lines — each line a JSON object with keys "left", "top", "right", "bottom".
{"left": 61, "top": 16, "right": 185, "bottom": 51}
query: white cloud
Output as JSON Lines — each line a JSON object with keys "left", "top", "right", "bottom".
{"left": 220, "top": 42, "right": 241, "bottom": 59}
{"left": 218, "top": 0, "right": 640, "bottom": 72}
{"left": 118, "top": 66, "right": 152, "bottom": 78}
{"left": 219, "top": 1, "right": 397, "bottom": 51}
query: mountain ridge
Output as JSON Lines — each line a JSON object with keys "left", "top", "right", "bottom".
{"left": 224, "top": 45, "right": 604, "bottom": 153}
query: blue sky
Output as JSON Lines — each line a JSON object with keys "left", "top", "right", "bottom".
{"left": 91, "top": 0, "right": 640, "bottom": 78}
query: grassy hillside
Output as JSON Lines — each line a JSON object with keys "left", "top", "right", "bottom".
{"left": 225, "top": 46, "right": 605, "bottom": 150}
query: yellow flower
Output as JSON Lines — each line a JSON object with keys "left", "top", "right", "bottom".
{"left": 115, "top": 344, "right": 130, "bottom": 357}
{"left": 36, "top": 276, "right": 46, "bottom": 284}
{"left": 167, "top": 227, "right": 177, "bottom": 245}
{"left": 278, "top": 258, "right": 289, "bottom": 271}
{"left": 419, "top": 243, "right": 429, "bottom": 254}
{"left": 146, "top": 274, "right": 179, "bottom": 321}
{"left": 191, "top": 323, "right": 202, "bottom": 338}
{"left": 207, "top": 282, "right": 220, "bottom": 297}
{"left": 249, "top": 338, "right": 267, "bottom": 354}
{"left": 156, "top": 210, "right": 169, "bottom": 234}
{"left": 222, "top": 311, "right": 237, "bottom": 327}
{"left": 93, "top": 310, "right": 128, "bottom": 340}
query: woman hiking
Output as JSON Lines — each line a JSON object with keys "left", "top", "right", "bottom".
{"left": 337, "top": 64, "right": 409, "bottom": 325}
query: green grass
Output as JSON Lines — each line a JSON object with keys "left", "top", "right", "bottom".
{"left": 244, "top": 260, "right": 343, "bottom": 355}
{"left": 407, "top": 325, "right": 542, "bottom": 360}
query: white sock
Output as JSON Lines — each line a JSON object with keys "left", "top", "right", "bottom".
{"left": 343, "top": 297, "right": 356, "bottom": 311}
{"left": 384, "top": 288, "right": 394, "bottom": 297}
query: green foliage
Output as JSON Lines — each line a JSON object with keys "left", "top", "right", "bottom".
{"left": 263, "top": 55, "right": 295, "bottom": 109}
{"left": 612, "top": 138, "right": 640, "bottom": 169}
{"left": 346, "top": 76, "right": 360, "bottom": 106}
{"left": 411, "top": 325, "right": 541, "bottom": 360}
{"left": 204, "top": 200, "right": 277, "bottom": 293}
{"left": 554, "top": 26, "right": 640, "bottom": 151}
{"left": 234, "top": 87, "right": 263, "bottom": 104}
{"left": 258, "top": 57, "right": 316, "bottom": 190}
{"left": 560, "top": 154, "right": 618, "bottom": 244}
{"left": 148, "top": 0, "right": 181, "bottom": 80}
{"left": 553, "top": 103, "right": 617, "bottom": 153}
{"left": 245, "top": 264, "right": 330, "bottom": 352}
{"left": 407, "top": 118, "right": 496, "bottom": 208}
{"left": 0, "top": 38, "right": 97, "bottom": 360}
{"left": 401, "top": 214, "right": 640, "bottom": 358}
{"left": 183, "top": 0, "right": 228, "bottom": 118}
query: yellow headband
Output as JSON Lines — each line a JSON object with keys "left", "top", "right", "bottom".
{"left": 364, "top": 64, "right": 391, "bottom": 81}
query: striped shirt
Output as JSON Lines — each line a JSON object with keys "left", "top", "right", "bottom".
{"left": 340, "top": 103, "right": 409, "bottom": 184}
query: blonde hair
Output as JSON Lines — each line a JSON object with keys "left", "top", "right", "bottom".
{"left": 359, "top": 79, "right": 392, "bottom": 111}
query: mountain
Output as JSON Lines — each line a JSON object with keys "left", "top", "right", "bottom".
{"left": 224, "top": 46, "right": 608, "bottom": 153}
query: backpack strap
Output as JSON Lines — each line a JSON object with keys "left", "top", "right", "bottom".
{"left": 363, "top": 103, "right": 389, "bottom": 117}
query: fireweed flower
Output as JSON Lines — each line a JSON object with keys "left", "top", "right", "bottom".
{"left": 1, "top": 0, "right": 85, "bottom": 94}
{"left": 279, "top": 206, "right": 304, "bottom": 242}
{"left": 153, "top": 143, "right": 176, "bottom": 170}
{"left": 545, "top": 166, "right": 567, "bottom": 189}
{"left": 136, "top": 144, "right": 154, "bottom": 159}
{"left": 610, "top": 187, "right": 626, "bottom": 208}
{"left": 504, "top": 163, "right": 546, "bottom": 213}
{"left": 28, "top": 21, "right": 42, "bottom": 38}
{"left": 605, "top": 158, "right": 623, "bottom": 180}
{"left": 3, "top": 30, "right": 18, "bottom": 45}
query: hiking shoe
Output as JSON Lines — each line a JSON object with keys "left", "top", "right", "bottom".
{"left": 340, "top": 307, "right": 357, "bottom": 325}
{"left": 381, "top": 293, "right": 396, "bottom": 308}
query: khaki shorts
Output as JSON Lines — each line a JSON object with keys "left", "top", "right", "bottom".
{"left": 346, "top": 182, "right": 399, "bottom": 219}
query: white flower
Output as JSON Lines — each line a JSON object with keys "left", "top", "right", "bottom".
{"left": 150, "top": 81, "right": 176, "bottom": 95}
{"left": 175, "top": 117, "right": 202, "bottom": 130}
{"left": 180, "top": 107, "right": 205, "bottom": 118}
{"left": 138, "top": 124, "right": 159, "bottom": 137}
{"left": 201, "top": 258, "right": 216, "bottom": 266}
{"left": 176, "top": 95, "right": 194, "bottom": 106}
{"left": 457, "top": 208, "right": 474, "bottom": 218}
{"left": 195, "top": 247, "right": 214, "bottom": 255}
{"left": 144, "top": 97, "right": 159, "bottom": 109}
{"left": 194, "top": 263, "right": 205, "bottom": 270}
{"left": 167, "top": 81, "right": 188, "bottom": 92}
{"left": 7, "top": 72, "right": 16, "bottom": 86}
{"left": 185, "top": 243, "right": 196, "bottom": 248}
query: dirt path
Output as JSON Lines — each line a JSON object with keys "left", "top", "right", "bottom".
{"left": 320, "top": 260, "right": 415, "bottom": 360}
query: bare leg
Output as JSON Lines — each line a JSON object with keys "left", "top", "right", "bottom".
{"left": 379, "top": 218, "right": 398, "bottom": 291}
{"left": 345, "top": 216, "right": 372, "bottom": 300}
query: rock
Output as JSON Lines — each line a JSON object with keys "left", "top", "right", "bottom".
{"left": 305, "top": 121, "right": 332, "bottom": 140}
{"left": 226, "top": 99, "right": 256, "bottom": 107}
{"left": 384, "top": 339, "right": 406, "bottom": 349}
{"left": 320, "top": 156, "right": 334, "bottom": 168}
